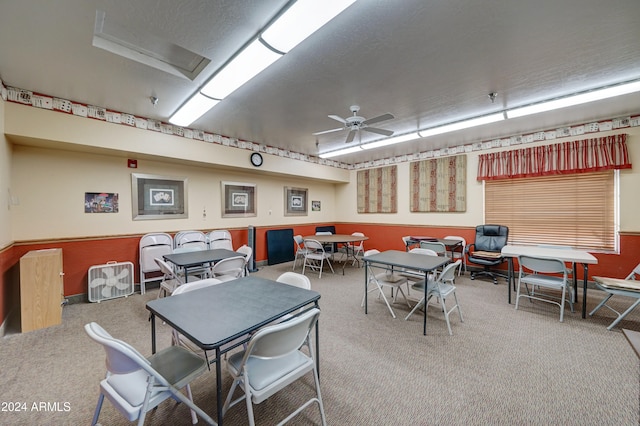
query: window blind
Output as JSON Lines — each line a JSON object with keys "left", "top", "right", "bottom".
{"left": 485, "top": 171, "right": 615, "bottom": 251}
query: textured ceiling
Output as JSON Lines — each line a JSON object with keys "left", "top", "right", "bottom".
{"left": 1, "top": 0, "right": 639, "bottom": 165}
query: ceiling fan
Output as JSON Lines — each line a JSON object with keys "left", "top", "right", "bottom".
{"left": 313, "top": 105, "right": 395, "bottom": 143}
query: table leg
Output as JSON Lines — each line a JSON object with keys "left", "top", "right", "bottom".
{"left": 573, "top": 263, "right": 578, "bottom": 303}
{"left": 150, "top": 314, "right": 156, "bottom": 354}
{"left": 582, "top": 264, "right": 589, "bottom": 318}
{"left": 507, "top": 257, "right": 513, "bottom": 304}
{"left": 423, "top": 270, "right": 428, "bottom": 336}
{"left": 364, "top": 261, "right": 369, "bottom": 314}
{"left": 216, "top": 347, "right": 223, "bottom": 425}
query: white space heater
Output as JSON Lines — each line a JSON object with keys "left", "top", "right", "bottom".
{"left": 88, "top": 261, "right": 135, "bottom": 302}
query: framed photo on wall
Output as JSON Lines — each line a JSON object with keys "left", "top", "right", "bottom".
{"left": 284, "top": 187, "right": 308, "bottom": 216}
{"left": 131, "top": 173, "right": 187, "bottom": 220}
{"left": 312, "top": 200, "right": 321, "bottom": 211}
{"left": 222, "top": 181, "right": 257, "bottom": 217}
{"left": 85, "top": 192, "right": 119, "bottom": 213}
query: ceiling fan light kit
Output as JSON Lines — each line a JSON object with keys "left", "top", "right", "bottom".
{"left": 318, "top": 78, "right": 640, "bottom": 158}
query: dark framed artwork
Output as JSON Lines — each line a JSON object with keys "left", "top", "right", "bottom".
{"left": 312, "top": 200, "right": 321, "bottom": 211}
{"left": 222, "top": 181, "right": 256, "bottom": 217}
{"left": 131, "top": 173, "right": 188, "bottom": 220}
{"left": 284, "top": 186, "right": 308, "bottom": 216}
{"left": 85, "top": 192, "right": 119, "bottom": 213}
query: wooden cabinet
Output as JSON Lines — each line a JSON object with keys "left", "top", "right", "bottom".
{"left": 20, "top": 248, "right": 64, "bottom": 332}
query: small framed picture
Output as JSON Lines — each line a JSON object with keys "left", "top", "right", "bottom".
{"left": 222, "top": 181, "right": 256, "bottom": 217}
{"left": 131, "top": 173, "right": 187, "bottom": 220}
{"left": 312, "top": 200, "right": 321, "bottom": 211}
{"left": 85, "top": 192, "right": 119, "bottom": 213}
{"left": 284, "top": 187, "right": 308, "bottom": 216}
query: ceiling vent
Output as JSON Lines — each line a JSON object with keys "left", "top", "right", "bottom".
{"left": 93, "top": 10, "right": 210, "bottom": 80}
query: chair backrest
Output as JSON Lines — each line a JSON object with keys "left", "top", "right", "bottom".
{"left": 419, "top": 241, "right": 446, "bottom": 255}
{"left": 315, "top": 231, "right": 332, "bottom": 236}
{"left": 139, "top": 233, "right": 173, "bottom": 273}
{"left": 211, "top": 256, "right": 246, "bottom": 278}
{"left": 364, "top": 249, "right": 380, "bottom": 257}
{"left": 474, "top": 225, "right": 509, "bottom": 252}
{"left": 304, "top": 239, "right": 325, "bottom": 253}
{"left": 245, "top": 308, "right": 320, "bottom": 359}
{"left": 85, "top": 322, "right": 151, "bottom": 376}
{"left": 154, "top": 258, "right": 182, "bottom": 281}
{"left": 518, "top": 255, "right": 567, "bottom": 275}
{"left": 351, "top": 232, "right": 365, "bottom": 249}
{"left": 294, "top": 235, "right": 305, "bottom": 250}
{"left": 236, "top": 244, "right": 253, "bottom": 262}
{"left": 626, "top": 263, "right": 640, "bottom": 280}
{"left": 315, "top": 225, "right": 335, "bottom": 234}
{"left": 175, "top": 231, "right": 207, "bottom": 250}
{"left": 437, "top": 260, "right": 462, "bottom": 284}
{"left": 409, "top": 247, "right": 438, "bottom": 257}
{"left": 276, "top": 272, "right": 311, "bottom": 290}
{"left": 444, "top": 235, "right": 466, "bottom": 248}
{"left": 172, "top": 278, "right": 223, "bottom": 295}
{"left": 208, "top": 230, "right": 233, "bottom": 250}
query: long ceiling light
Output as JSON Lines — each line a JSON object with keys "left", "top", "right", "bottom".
{"left": 169, "top": 93, "right": 219, "bottom": 127}
{"left": 170, "top": 0, "right": 357, "bottom": 127}
{"left": 261, "top": 0, "right": 356, "bottom": 53}
{"left": 417, "top": 113, "right": 505, "bottom": 138}
{"left": 506, "top": 79, "right": 640, "bottom": 118}
{"left": 320, "top": 78, "right": 640, "bottom": 158}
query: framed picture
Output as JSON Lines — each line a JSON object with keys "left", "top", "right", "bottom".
{"left": 85, "top": 192, "right": 119, "bottom": 213}
{"left": 131, "top": 173, "right": 187, "bottom": 220}
{"left": 312, "top": 200, "right": 321, "bottom": 212}
{"left": 222, "top": 181, "right": 256, "bottom": 217}
{"left": 284, "top": 187, "right": 308, "bottom": 216}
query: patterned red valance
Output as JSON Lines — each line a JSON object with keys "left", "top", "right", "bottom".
{"left": 477, "top": 134, "right": 631, "bottom": 181}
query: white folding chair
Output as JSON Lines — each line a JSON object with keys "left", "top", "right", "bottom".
{"left": 85, "top": 322, "right": 215, "bottom": 426}
{"left": 139, "top": 233, "right": 173, "bottom": 295}
{"left": 302, "top": 239, "right": 335, "bottom": 278}
{"left": 589, "top": 263, "right": 640, "bottom": 330}
{"left": 292, "top": 235, "right": 309, "bottom": 271}
{"left": 515, "top": 255, "right": 573, "bottom": 322}
{"left": 222, "top": 308, "right": 326, "bottom": 426}
{"left": 361, "top": 249, "right": 411, "bottom": 318}
{"left": 208, "top": 230, "right": 233, "bottom": 250}
{"left": 444, "top": 235, "right": 467, "bottom": 276}
{"left": 236, "top": 244, "right": 253, "bottom": 276}
{"left": 210, "top": 256, "right": 246, "bottom": 282}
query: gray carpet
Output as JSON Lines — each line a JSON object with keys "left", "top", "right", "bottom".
{"left": 1, "top": 260, "right": 639, "bottom": 425}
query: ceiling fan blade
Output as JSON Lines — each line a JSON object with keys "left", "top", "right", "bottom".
{"left": 312, "top": 127, "right": 344, "bottom": 136}
{"left": 362, "top": 113, "right": 394, "bottom": 126}
{"left": 362, "top": 127, "right": 394, "bottom": 137}
{"left": 328, "top": 114, "right": 347, "bottom": 124}
{"left": 345, "top": 129, "right": 357, "bottom": 143}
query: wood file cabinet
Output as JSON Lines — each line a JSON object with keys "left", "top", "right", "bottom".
{"left": 20, "top": 248, "right": 64, "bottom": 332}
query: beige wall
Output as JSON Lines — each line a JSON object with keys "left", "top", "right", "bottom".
{"left": 336, "top": 128, "right": 640, "bottom": 233}
{"left": 4, "top": 99, "right": 640, "bottom": 242}
{"left": 0, "top": 98, "right": 11, "bottom": 247}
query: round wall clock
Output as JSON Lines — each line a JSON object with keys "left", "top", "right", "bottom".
{"left": 250, "top": 152, "right": 263, "bottom": 167}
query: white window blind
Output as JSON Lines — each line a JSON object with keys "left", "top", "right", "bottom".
{"left": 484, "top": 171, "right": 615, "bottom": 251}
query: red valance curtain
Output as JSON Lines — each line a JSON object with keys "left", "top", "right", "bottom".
{"left": 477, "top": 134, "right": 631, "bottom": 181}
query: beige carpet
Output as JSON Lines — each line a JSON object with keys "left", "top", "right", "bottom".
{"left": 1, "top": 260, "right": 639, "bottom": 425}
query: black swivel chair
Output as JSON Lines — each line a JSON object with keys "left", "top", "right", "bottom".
{"left": 466, "top": 225, "right": 509, "bottom": 284}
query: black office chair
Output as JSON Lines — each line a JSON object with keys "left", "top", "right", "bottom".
{"left": 466, "top": 225, "right": 509, "bottom": 284}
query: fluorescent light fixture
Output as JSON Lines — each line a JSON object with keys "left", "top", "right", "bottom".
{"left": 506, "top": 80, "right": 640, "bottom": 118}
{"left": 201, "top": 39, "right": 282, "bottom": 100}
{"left": 261, "top": 0, "right": 356, "bottom": 53}
{"left": 418, "top": 113, "right": 505, "bottom": 138}
{"left": 169, "top": 93, "right": 219, "bottom": 127}
{"left": 362, "top": 132, "right": 421, "bottom": 149}
{"left": 319, "top": 145, "right": 365, "bottom": 159}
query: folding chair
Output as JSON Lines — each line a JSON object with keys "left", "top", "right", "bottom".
{"left": 590, "top": 263, "right": 640, "bottom": 330}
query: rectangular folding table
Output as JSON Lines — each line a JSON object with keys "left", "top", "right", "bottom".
{"left": 146, "top": 276, "right": 321, "bottom": 426}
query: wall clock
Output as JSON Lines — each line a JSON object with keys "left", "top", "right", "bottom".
{"left": 250, "top": 152, "right": 263, "bottom": 167}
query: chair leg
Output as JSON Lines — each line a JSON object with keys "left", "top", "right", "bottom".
{"left": 439, "top": 296, "right": 453, "bottom": 336}
{"left": 91, "top": 393, "right": 104, "bottom": 426}
{"left": 405, "top": 298, "right": 425, "bottom": 320}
